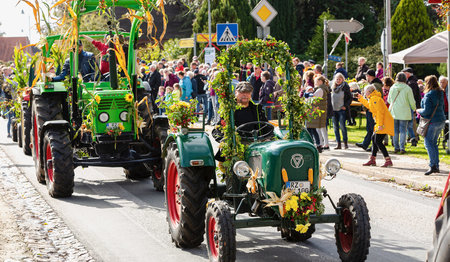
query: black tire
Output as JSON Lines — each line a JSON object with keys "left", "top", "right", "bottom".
{"left": 281, "top": 224, "right": 316, "bottom": 242}
{"left": 43, "top": 129, "right": 74, "bottom": 198}
{"left": 205, "top": 200, "right": 236, "bottom": 262}
{"left": 31, "top": 94, "right": 63, "bottom": 184}
{"left": 335, "top": 193, "right": 371, "bottom": 262}
{"left": 164, "top": 142, "right": 212, "bottom": 248}
{"left": 11, "top": 119, "right": 18, "bottom": 142}
{"left": 22, "top": 103, "right": 32, "bottom": 155}
{"left": 123, "top": 165, "right": 151, "bottom": 180}
{"left": 18, "top": 123, "right": 22, "bottom": 147}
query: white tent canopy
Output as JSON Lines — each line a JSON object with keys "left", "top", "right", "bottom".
{"left": 388, "top": 31, "right": 448, "bottom": 64}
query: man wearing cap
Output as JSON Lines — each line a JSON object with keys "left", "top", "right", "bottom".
{"left": 356, "top": 69, "right": 383, "bottom": 151}
{"left": 192, "top": 56, "right": 199, "bottom": 64}
{"left": 402, "top": 67, "right": 421, "bottom": 146}
{"left": 50, "top": 40, "right": 97, "bottom": 83}
{"left": 355, "top": 57, "right": 369, "bottom": 81}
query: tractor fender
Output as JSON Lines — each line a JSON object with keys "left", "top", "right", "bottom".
{"left": 162, "top": 132, "right": 215, "bottom": 168}
{"left": 39, "top": 120, "right": 72, "bottom": 166}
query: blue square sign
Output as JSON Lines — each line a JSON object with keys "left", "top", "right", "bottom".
{"left": 216, "top": 23, "right": 238, "bottom": 46}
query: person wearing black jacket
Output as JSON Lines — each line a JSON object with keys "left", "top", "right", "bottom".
{"left": 259, "top": 71, "right": 275, "bottom": 120}
{"left": 331, "top": 73, "right": 352, "bottom": 149}
{"left": 249, "top": 65, "right": 263, "bottom": 102}
{"left": 148, "top": 65, "right": 161, "bottom": 103}
{"left": 402, "top": 67, "right": 420, "bottom": 146}
{"left": 194, "top": 69, "right": 208, "bottom": 114}
{"left": 355, "top": 57, "right": 369, "bottom": 81}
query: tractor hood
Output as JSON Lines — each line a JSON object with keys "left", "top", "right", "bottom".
{"left": 245, "top": 139, "right": 319, "bottom": 197}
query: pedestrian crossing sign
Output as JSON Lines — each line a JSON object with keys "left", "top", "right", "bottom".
{"left": 216, "top": 23, "right": 238, "bottom": 46}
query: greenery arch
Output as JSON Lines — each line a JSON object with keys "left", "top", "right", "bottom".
{"left": 212, "top": 37, "right": 322, "bottom": 177}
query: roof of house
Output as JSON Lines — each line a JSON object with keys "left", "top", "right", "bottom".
{"left": 0, "top": 36, "right": 32, "bottom": 62}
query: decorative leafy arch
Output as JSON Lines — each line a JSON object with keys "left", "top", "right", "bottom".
{"left": 212, "top": 37, "right": 321, "bottom": 176}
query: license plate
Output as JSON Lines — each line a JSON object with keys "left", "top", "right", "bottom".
{"left": 286, "top": 181, "right": 310, "bottom": 194}
{"left": 106, "top": 122, "right": 121, "bottom": 129}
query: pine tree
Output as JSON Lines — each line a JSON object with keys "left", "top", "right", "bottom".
{"left": 391, "top": 0, "right": 433, "bottom": 52}
{"left": 267, "top": 0, "right": 297, "bottom": 48}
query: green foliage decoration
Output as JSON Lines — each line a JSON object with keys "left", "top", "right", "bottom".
{"left": 212, "top": 38, "right": 322, "bottom": 176}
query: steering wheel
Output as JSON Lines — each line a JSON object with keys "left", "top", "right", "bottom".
{"left": 236, "top": 121, "right": 275, "bottom": 142}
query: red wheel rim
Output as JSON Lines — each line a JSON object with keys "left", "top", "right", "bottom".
{"left": 33, "top": 115, "right": 39, "bottom": 158}
{"left": 45, "top": 143, "right": 54, "bottom": 183}
{"left": 208, "top": 216, "right": 219, "bottom": 260}
{"left": 339, "top": 208, "right": 353, "bottom": 253}
{"left": 167, "top": 161, "right": 181, "bottom": 227}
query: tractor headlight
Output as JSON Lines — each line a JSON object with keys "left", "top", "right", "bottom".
{"left": 325, "top": 158, "right": 341, "bottom": 176}
{"left": 98, "top": 112, "right": 109, "bottom": 123}
{"left": 119, "top": 111, "right": 128, "bottom": 122}
{"left": 233, "top": 161, "right": 251, "bottom": 179}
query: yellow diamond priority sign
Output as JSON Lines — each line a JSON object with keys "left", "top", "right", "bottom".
{"left": 251, "top": 0, "right": 278, "bottom": 28}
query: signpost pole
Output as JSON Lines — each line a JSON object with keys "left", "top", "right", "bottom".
{"left": 194, "top": 33, "right": 197, "bottom": 57}
{"left": 324, "top": 20, "right": 328, "bottom": 78}
{"left": 208, "top": 0, "right": 212, "bottom": 48}
{"left": 345, "top": 38, "right": 348, "bottom": 72}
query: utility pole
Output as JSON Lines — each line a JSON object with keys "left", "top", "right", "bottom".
{"left": 323, "top": 20, "right": 328, "bottom": 78}
{"left": 385, "top": 0, "right": 392, "bottom": 76}
{"left": 208, "top": 0, "right": 212, "bottom": 48}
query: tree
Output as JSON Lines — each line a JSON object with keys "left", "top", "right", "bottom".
{"left": 391, "top": 0, "right": 433, "bottom": 53}
{"left": 266, "top": 0, "right": 297, "bottom": 49}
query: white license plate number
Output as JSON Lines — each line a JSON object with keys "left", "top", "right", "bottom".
{"left": 106, "top": 122, "right": 121, "bottom": 129}
{"left": 286, "top": 181, "right": 310, "bottom": 194}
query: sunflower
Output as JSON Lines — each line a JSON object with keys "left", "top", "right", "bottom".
{"left": 95, "top": 95, "right": 101, "bottom": 104}
{"left": 118, "top": 123, "right": 125, "bottom": 131}
{"left": 124, "top": 93, "right": 133, "bottom": 103}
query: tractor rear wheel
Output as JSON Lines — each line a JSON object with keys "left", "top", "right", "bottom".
{"left": 164, "top": 142, "right": 211, "bottom": 248}
{"left": 335, "top": 193, "right": 371, "bottom": 262}
{"left": 22, "top": 103, "right": 32, "bottom": 155}
{"left": 18, "top": 123, "right": 22, "bottom": 148}
{"left": 43, "top": 129, "right": 74, "bottom": 198}
{"left": 205, "top": 200, "right": 236, "bottom": 262}
{"left": 281, "top": 224, "right": 316, "bottom": 242}
{"left": 31, "top": 94, "right": 63, "bottom": 184}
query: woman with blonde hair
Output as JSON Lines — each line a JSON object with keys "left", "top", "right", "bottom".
{"left": 417, "top": 75, "right": 446, "bottom": 175}
{"left": 331, "top": 73, "right": 352, "bottom": 149}
{"left": 307, "top": 75, "right": 329, "bottom": 151}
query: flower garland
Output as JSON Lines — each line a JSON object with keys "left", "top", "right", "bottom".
{"left": 283, "top": 189, "right": 325, "bottom": 233}
{"left": 212, "top": 37, "right": 323, "bottom": 176}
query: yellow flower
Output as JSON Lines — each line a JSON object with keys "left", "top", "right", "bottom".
{"left": 124, "top": 93, "right": 133, "bottom": 103}
{"left": 295, "top": 223, "right": 311, "bottom": 233}
{"left": 300, "top": 192, "right": 311, "bottom": 201}
{"left": 285, "top": 196, "right": 299, "bottom": 211}
{"left": 95, "top": 95, "right": 101, "bottom": 104}
{"left": 179, "top": 101, "right": 190, "bottom": 107}
{"left": 305, "top": 209, "right": 312, "bottom": 216}
{"left": 118, "top": 123, "right": 125, "bottom": 131}
{"left": 169, "top": 104, "right": 176, "bottom": 111}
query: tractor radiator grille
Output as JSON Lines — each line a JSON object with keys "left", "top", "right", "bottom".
{"left": 98, "top": 98, "right": 129, "bottom": 111}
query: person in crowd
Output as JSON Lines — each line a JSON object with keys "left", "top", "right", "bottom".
{"left": 313, "top": 64, "right": 323, "bottom": 75}
{"left": 418, "top": 75, "right": 446, "bottom": 175}
{"left": 172, "top": 83, "right": 181, "bottom": 102}
{"left": 157, "top": 86, "right": 165, "bottom": 114}
{"left": 194, "top": 69, "right": 208, "bottom": 114}
{"left": 159, "top": 69, "right": 165, "bottom": 86}
{"left": 439, "top": 76, "right": 448, "bottom": 146}
{"left": 177, "top": 71, "right": 192, "bottom": 102}
{"left": 303, "top": 61, "right": 312, "bottom": 73}
{"left": 188, "top": 71, "right": 197, "bottom": 100}
{"left": 175, "top": 59, "right": 184, "bottom": 72}
{"left": 348, "top": 82, "right": 361, "bottom": 126}
{"left": 163, "top": 68, "right": 179, "bottom": 88}
{"left": 334, "top": 62, "right": 348, "bottom": 79}
{"left": 249, "top": 65, "right": 263, "bottom": 102}
{"left": 358, "top": 85, "right": 394, "bottom": 167}
{"left": 192, "top": 56, "right": 199, "bottom": 64}
{"left": 157, "top": 61, "right": 165, "bottom": 70}
{"left": 271, "top": 68, "right": 285, "bottom": 120}
{"left": 307, "top": 75, "right": 329, "bottom": 152}
{"left": 301, "top": 71, "right": 315, "bottom": 97}
{"left": 355, "top": 69, "right": 381, "bottom": 151}
{"left": 418, "top": 79, "right": 425, "bottom": 98}
{"left": 259, "top": 71, "right": 275, "bottom": 120}
{"left": 293, "top": 57, "right": 304, "bottom": 78}
{"left": 331, "top": 73, "right": 352, "bottom": 149}
{"left": 355, "top": 57, "right": 369, "bottom": 81}
{"left": 402, "top": 67, "right": 421, "bottom": 147}
{"left": 382, "top": 76, "right": 395, "bottom": 145}
{"left": 50, "top": 41, "right": 97, "bottom": 83}
{"left": 2, "top": 67, "right": 15, "bottom": 137}
{"left": 305, "top": 85, "right": 321, "bottom": 150}
{"left": 148, "top": 64, "right": 161, "bottom": 104}
{"left": 376, "top": 62, "right": 384, "bottom": 80}
{"left": 190, "top": 62, "right": 198, "bottom": 71}
{"left": 387, "top": 72, "right": 416, "bottom": 154}
{"left": 81, "top": 34, "right": 110, "bottom": 76}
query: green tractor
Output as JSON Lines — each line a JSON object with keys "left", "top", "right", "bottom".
{"left": 29, "top": 0, "right": 168, "bottom": 197}
{"left": 162, "top": 39, "right": 371, "bottom": 261}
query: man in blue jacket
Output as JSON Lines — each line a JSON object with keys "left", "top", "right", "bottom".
{"left": 49, "top": 40, "right": 97, "bottom": 83}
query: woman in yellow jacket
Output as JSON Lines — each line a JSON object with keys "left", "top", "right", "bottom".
{"left": 357, "top": 85, "right": 395, "bottom": 167}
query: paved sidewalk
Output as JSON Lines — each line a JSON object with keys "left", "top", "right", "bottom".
{"left": 320, "top": 143, "right": 449, "bottom": 195}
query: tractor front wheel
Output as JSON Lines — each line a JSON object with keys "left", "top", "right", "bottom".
{"left": 11, "top": 119, "right": 18, "bottom": 142}
{"left": 335, "top": 193, "right": 371, "bottom": 262}
{"left": 205, "top": 200, "right": 236, "bottom": 262}
{"left": 18, "top": 123, "right": 22, "bottom": 147}
{"left": 164, "top": 142, "right": 211, "bottom": 248}
{"left": 43, "top": 129, "right": 74, "bottom": 198}
{"left": 281, "top": 224, "right": 316, "bottom": 242}
{"left": 22, "top": 103, "right": 32, "bottom": 155}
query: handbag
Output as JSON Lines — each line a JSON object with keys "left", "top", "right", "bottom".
{"left": 417, "top": 99, "right": 439, "bottom": 137}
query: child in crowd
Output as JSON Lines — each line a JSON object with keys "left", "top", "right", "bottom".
{"left": 157, "top": 86, "right": 165, "bottom": 114}
{"left": 303, "top": 86, "right": 315, "bottom": 98}
{"left": 172, "top": 83, "right": 181, "bottom": 102}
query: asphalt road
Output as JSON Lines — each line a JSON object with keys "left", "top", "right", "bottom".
{"left": 0, "top": 119, "right": 440, "bottom": 262}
